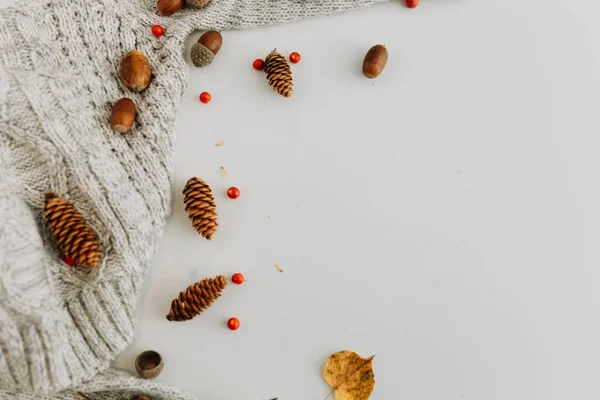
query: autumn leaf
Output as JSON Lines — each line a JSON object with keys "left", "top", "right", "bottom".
{"left": 323, "top": 350, "right": 375, "bottom": 400}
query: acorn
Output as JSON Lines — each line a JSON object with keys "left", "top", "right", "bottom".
{"left": 186, "top": 0, "right": 210, "bottom": 7}
{"left": 190, "top": 31, "right": 222, "bottom": 67}
{"left": 110, "top": 98, "right": 136, "bottom": 133}
{"left": 120, "top": 50, "right": 151, "bottom": 92}
{"left": 135, "top": 350, "right": 164, "bottom": 379}
{"left": 362, "top": 44, "right": 388, "bottom": 79}
{"left": 157, "top": 0, "right": 183, "bottom": 16}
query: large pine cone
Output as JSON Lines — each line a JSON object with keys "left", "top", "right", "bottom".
{"left": 167, "top": 275, "right": 228, "bottom": 321}
{"left": 183, "top": 177, "right": 218, "bottom": 240}
{"left": 264, "top": 49, "right": 293, "bottom": 98}
{"left": 44, "top": 193, "right": 100, "bottom": 268}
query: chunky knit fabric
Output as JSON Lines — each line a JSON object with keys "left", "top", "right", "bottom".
{"left": 0, "top": 0, "right": 384, "bottom": 398}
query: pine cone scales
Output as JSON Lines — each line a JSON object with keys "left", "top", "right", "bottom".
{"left": 167, "top": 275, "right": 228, "bottom": 321}
{"left": 183, "top": 177, "right": 218, "bottom": 239}
{"left": 44, "top": 193, "right": 101, "bottom": 268}
{"left": 264, "top": 49, "right": 293, "bottom": 98}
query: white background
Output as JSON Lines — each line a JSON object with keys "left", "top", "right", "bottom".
{"left": 2, "top": 0, "right": 600, "bottom": 399}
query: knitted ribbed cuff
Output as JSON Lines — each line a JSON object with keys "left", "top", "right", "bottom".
{"left": 0, "top": 277, "right": 141, "bottom": 394}
{"left": 0, "top": 368, "right": 196, "bottom": 399}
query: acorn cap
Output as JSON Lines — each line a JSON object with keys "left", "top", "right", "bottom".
{"left": 135, "top": 350, "right": 164, "bottom": 379}
{"left": 190, "top": 43, "right": 215, "bottom": 67}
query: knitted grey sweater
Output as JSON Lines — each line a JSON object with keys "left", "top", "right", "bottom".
{"left": 0, "top": 0, "right": 383, "bottom": 398}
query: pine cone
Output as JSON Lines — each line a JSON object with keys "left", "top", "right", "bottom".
{"left": 183, "top": 177, "right": 218, "bottom": 239}
{"left": 264, "top": 49, "right": 293, "bottom": 98}
{"left": 44, "top": 193, "right": 100, "bottom": 268}
{"left": 166, "top": 275, "right": 227, "bottom": 321}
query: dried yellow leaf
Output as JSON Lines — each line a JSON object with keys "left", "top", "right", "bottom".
{"left": 323, "top": 351, "right": 375, "bottom": 400}
{"left": 215, "top": 141, "right": 225, "bottom": 146}
{"left": 220, "top": 166, "right": 228, "bottom": 180}
{"left": 274, "top": 264, "right": 283, "bottom": 272}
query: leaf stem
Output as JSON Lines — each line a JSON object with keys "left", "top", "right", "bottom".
{"left": 324, "top": 388, "right": 335, "bottom": 400}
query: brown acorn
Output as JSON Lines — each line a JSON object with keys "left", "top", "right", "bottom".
{"left": 362, "top": 44, "right": 388, "bottom": 79}
{"left": 157, "top": 0, "right": 183, "bottom": 16}
{"left": 120, "top": 51, "right": 151, "bottom": 92}
{"left": 190, "top": 31, "right": 222, "bottom": 67}
{"left": 110, "top": 98, "right": 136, "bottom": 133}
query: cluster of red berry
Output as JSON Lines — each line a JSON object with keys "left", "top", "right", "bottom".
{"left": 197, "top": 52, "right": 300, "bottom": 107}
{"left": 198, "top": 52, "right": 301, "bottom": 104}
{"left": 226, "top": 273, "right": 245, "bottom": 330}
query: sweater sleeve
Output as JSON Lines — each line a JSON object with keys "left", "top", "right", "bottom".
{"left": 170, "top": 0, "right": 386, "bottom": 33}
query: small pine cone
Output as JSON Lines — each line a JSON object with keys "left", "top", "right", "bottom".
{"left": 186, "top": 0, "right": 209, "bottom": 7}
{"left": 190, "top": 43, "right": 214, "bottom": 67}
{"left": 166, "top": 275, "right": 227, "bottom": 321}
{"left": 264, "top": 49, "right": 293, "bottom": 98}
{"left": 183, "top": 177, "right": 218, "bottom": 239}
{"left": 44, "top": 193, "right": 100, "bottom": 268}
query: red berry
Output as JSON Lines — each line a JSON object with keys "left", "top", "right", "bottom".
{"left": 231, "top": 273, "right": 245, "bottom": 285}
{"left": 406, "top": 0, "right": 418, "bottom": 8}
{"left": 64, "top": 256, "right": 76, "bottom": 266}
{"left": 227, "top": 186, "right": 240, "bottom": 199}
{"left": 199, "top": 92, "right": 211, "bottom": 103}
{"left": 289, "top": 52, "right": 301, "bottom": 64}
{"left": 227, "top": 317, "right": 240, "bottom": 331}
{"left": 151, "top": 24, "right": 164, "bottom": 37}
{"left": 253, "top": 59, "right": 264, "bottom": 70}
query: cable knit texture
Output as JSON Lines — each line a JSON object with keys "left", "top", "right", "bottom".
{"left": 0, "top": 0, "right": 385, "bottom": 398}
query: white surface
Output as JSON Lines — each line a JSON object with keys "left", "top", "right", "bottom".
{"left": 3, "top": 0, "right": 600, "bottom": 399}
